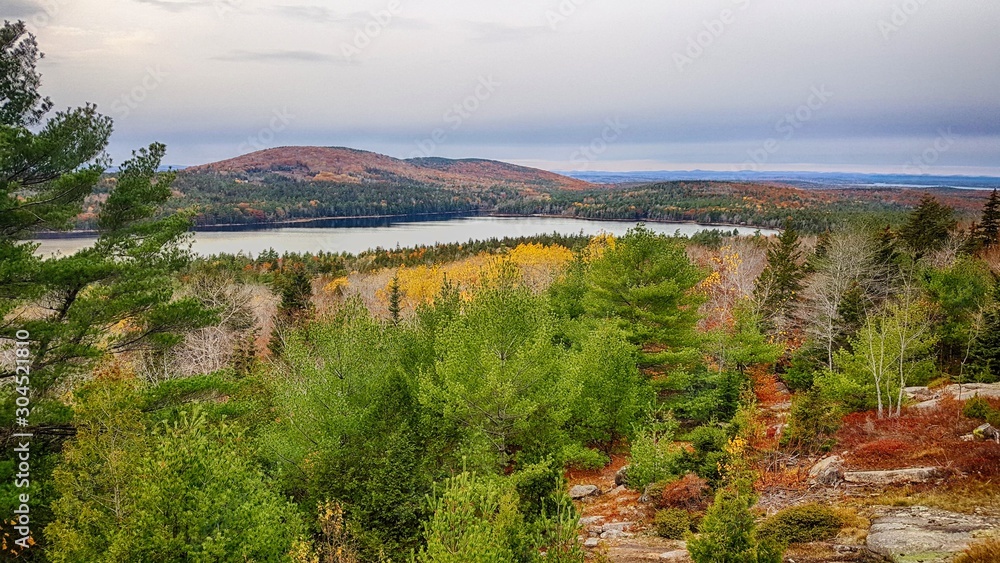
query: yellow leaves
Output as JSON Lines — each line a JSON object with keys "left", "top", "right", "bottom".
{"left": 377, "top": 243, "right": 576, "bottom": 309}
{"left": 323, "top": 277, "right": 350, "bottom": 295}
{"left": 583, "top": 232, "right": 616, "bottom": 263}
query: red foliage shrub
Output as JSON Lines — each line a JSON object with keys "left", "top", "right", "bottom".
{"left": 656, "top": 473, "right": 711, "bottom": 512}
{"left": 854, "top": 439, "right": 912, "bottom": 461}
{"left": 834, "top": 398, "right": 1000, "bottom": 478}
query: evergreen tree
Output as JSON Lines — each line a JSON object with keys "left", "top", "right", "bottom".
{"left": 897, "top": 194, "right": 956, "bottom": 256}
{"left": 977, "top": 189, "right": 1000, "bottom": 248}
{"left": 275, "top": 264, "right": 314, "bottom": 324}
{"left": 687, "top": 486, "right": 783, "bottom": 563}
{"left": 753, "top": 222, "right": 804, "bottom": 325}
{"left": 1, "top": 21, "right": 213, "bottom": 387}
{"left": 388, "top": 274, "right": 402, "bottom": 324}
{"left": 583, "top": 225, "right": 703, "bottom": 371}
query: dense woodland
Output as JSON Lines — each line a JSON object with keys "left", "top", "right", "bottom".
{"left": 78, "top": 162, "right": 992, "bottom": 234}
{"left": 4, "top": 20, "right": 1000, "bottom": 563}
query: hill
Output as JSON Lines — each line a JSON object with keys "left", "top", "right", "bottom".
{"left": 183, "top": 146, "right": 591, "bottom": 192}
{"left": 76, "top": 147, "right": 991, "bottom": 232}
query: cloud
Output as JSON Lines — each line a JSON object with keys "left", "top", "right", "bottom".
{"left": 274, "top": 4, "right": 340, "bottom": 23}
{"left": 4, "top": 0, "right": 45, "bottom": 17}
{"left": 273, "top": 4, "right": 431, "bottom": 30}
{"left": 212, "top": 49, "right": 337, "bottom": 62}
{"left": 132, "top": 0, "right": 205, "bottom": 12}
{"left": 464, "top": 21, "right": 549, "bottom": 42}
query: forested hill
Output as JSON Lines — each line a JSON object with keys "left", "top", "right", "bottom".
{"left": 137, "top": 146, "right": 588, "bottom": 227}
{"left": 78, "top": 146, "right": 991, "bottom": 231}
{"left": 182, "top": 146, "right": 591, "bottom": 191}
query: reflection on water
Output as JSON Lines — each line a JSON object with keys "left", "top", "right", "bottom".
{"left": 33, "top": 216, "right": 776, "bottom": 258}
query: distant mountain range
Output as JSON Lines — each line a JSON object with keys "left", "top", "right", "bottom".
{"left": 559, "top": 170, "right": 1000, "bottom": 190}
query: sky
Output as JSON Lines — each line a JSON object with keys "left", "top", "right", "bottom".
{"left": 8, "top": 0, "right": 1000, "bottom": 174}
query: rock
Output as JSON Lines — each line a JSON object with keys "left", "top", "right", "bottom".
{"left": 866, "top": 506, "right": 996, "bottom": 562}
{"left": 941, "top": 382, "right": 1000, "bottom": 401}
{"left": 600, "top": 529, "right": 631, "bottom": 539}
{"left": 569, "top": 485, "right": 600, "bottom": 499}
{"left": 973, "top": 423, "right": 1000, "bottom": 442}
{"left": 602, "top": 521, "right": 635, "bottom": 533}
{"left": 843, "top": 467, "right": 941, "bottom": 485}
{"left": 910, "top": 399, "right": 942, "bottom": 411}
{"left": 579, "top": 516, "right": 605, "bottom": 527}
{"left": 904, "top": 386, "right": 937, "bottom": 400}
{"left": 608, "top": 484, "right": 628, "bottom": 497}
{"left": 614, "top": 465, "right": 629, "bottom": 487}
{"left": 584, "top": 537, "right": 600, "bottom": 548}
{"left": 809, "top": 455, "right": 844, "bottom": 485}
{"left": 659, "top": 549, "right": 690, "bottom": 561}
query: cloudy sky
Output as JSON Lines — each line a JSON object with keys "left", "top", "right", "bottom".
{"left": 9, "top": 0, "right": 1000, "bottom": 174}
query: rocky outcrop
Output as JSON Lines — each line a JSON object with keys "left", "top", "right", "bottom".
{"left": 843, "top": 467, "right": 941, "bottom": 485}
{"left": 569, "top": 484, "right": 600, "bottom": 499}
{"left": 658, "top": 549, "right": 691, "bottom": 561}
{"left": 809, "top": 455, "right": 844, "bottom": 485}
{"left": 940, "top": 382, "right": 1000, "bottom": 401}
{"left": 866, "top": 506, "right": 996, "bottom": 562}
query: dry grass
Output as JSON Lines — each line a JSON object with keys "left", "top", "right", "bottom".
{"left": 955, "top": 537, "right": 1000, "bottom": 563}
{"left": 863, "top": 480, "right": 1000, "bottom": 515}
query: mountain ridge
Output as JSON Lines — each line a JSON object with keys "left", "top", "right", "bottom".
{"left": 182, "top": 146, "right": 592, "bottom": 191}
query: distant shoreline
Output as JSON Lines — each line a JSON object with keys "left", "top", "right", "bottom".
{"left": 32, "top": 211, "right": 773, "bottom": 240}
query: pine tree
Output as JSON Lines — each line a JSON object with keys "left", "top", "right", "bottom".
{"left": 753, "top": 221, "right": 804, "bottom": 325}
{"left": 897, "top": 194, "right": 956, "bottom": 256}
{"left": 977, "top": 189, "right": 1000, "bottom": 248}
{"left": 1, "top": 21, "right": 213, "bottom": 387}
{"left": 388, "top": 274, "right": 402, "bottom": 324}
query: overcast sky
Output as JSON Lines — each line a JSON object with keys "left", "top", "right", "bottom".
{"left": 8, "top": 0, "right": 1000, "bottom": 174}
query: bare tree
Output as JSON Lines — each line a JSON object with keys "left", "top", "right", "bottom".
{"left": 801, "top": 231, "right": 880, "bottom": 369}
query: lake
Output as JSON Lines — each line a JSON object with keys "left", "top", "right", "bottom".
{"left": 33, "top": 216, "right": 777, "bottom": 257}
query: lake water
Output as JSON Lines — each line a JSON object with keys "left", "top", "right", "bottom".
{"left": 33, "top": 216, "right": 776, "bottom": 257}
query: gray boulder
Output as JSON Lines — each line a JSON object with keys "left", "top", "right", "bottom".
{"left": 843, "top": 467, "right": 941, "bottom": 485}
{"left": 973, "top": 423, "right": 1000, "bottom": 442}
{"left": 569, "top": 484, "right": 600, "bottom": 499}
{"left": 941, "top": 382, "right": 1000, "bottom": 401}
{"left": 867, "top": 506, "right": 995, "bottom": 562}
{"left": 809, "top": 455, "right": 844, "bottom": 485}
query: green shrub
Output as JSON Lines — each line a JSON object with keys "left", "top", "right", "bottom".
{"left": 780, "top": 388, "right": 841, "bottom": 452}
{"left": 688, "top": 486, "right": 783, "bottom": 563}
{"left": 655, "top": 509, "right": 693, "bottom": 539}
{"left": 757, "top": 504, "right": 842, "bottom": 546}
{"left": 681, "top": 426, "right": 728, "bottom": 482}
{"left": 626, "top": 427, "right": 682, "bottom": 490}
{"left": 963, "top": 396, "right": 997, "bottom": 421}
{"left": 783, "top": 346, "right": 825, "bottom": 392}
